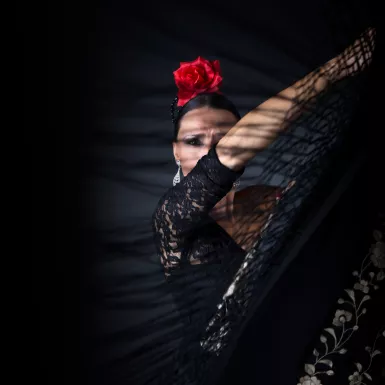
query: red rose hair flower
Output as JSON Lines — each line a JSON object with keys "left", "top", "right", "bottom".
{"left": 173, "top": 56, "right": 223, "bottom": 107}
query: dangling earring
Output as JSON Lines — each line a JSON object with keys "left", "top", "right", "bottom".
{"left": 233, "top": 179, "right": 240, "bottom": 190}
{"left": 173, "top": 160, "right": 181, "bottom": 186}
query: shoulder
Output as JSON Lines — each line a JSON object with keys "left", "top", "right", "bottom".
{"left": 236, "top": 184, "right": 282, "bottom": 201}
{"left": 234, "top": 184, "right": 282, "bottom": 213}
{"left": 234, "top": 181, "right": 295, "bottom": 213}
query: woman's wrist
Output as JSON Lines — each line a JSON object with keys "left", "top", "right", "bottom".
{"left": 321, "top": 27, "right": 376, "bottom": 84}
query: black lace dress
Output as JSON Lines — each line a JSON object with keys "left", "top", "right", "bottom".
{"left": 152, "top": 146, "right": 247, "bottom": 383}
{"left": 152, "top": 146, "right": 385, "bottom": 385}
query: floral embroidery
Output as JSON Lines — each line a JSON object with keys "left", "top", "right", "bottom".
{"left": 371, "top": 241, "right": 385, "bottom": 268}
{"left": 348, "top": 371, "right": 363, "bottom": 385}
{"left": 347, "top": 330, "right": 384, "bottom": 384}
{"left": 353, "top": 280, "right": 370, "bottom": 294}
{"left": 298, "top": 375, "right": 323, "bottom": 385}
{"left": 332, "top": 310, "right": 353, "bottom": 327}
{"left": 297, "top": 228, "right": 385, "bottom": 385}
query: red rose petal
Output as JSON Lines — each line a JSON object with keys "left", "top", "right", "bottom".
{"left": 173, "top": 56, "right": 223, "bottom": 106}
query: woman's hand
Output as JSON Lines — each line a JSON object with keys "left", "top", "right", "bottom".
{"left": 325, "top": 27, "right": 376, "bottom": 82}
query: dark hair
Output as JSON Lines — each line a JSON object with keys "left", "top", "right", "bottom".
{"left": 171, "top": 93, "right": 241, "bottom": 141}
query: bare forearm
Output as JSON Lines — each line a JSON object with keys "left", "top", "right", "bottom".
{"left": 217, "top": 27, "right": 375, "bottom": 171}
{"left": 217, "top": 68, "right": 329, "bottom": 170}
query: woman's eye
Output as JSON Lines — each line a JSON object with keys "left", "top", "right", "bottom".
{"left": 186, "top": 138, "right": 202, "bottom": 146}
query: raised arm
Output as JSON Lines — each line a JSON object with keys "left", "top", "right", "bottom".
{"left": 217, "top": 28, "right": 376, "bottom": 171}
{"left": 153, "top": 146, "right": 243, "bottom": 273}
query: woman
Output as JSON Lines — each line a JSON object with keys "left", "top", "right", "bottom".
{"left": 152, "top": 29, "right": 375, "bottom": 384}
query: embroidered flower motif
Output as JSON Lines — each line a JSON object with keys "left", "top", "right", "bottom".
{"left": 371, "top": 241, "right": 385, "bottom": 268}
{"left": 346, "top": 333, "right": 384, "bottom": 385}
{"left": 332, "top": 309, "right": 353, "bottom": 326}
{"left": 373, "top": 230, "right": 382, "bottom": 241}
{"left": 348, "top": 371, "right": 362, "bottom": 385}
{"left": 297, "top": 375, "right": 322, "bottom": 385}
{"left": 297, "top": 223, "right": 384, "bottom": 385}
{"left": 353, "top": 280, "right": 370, "bottom": 293}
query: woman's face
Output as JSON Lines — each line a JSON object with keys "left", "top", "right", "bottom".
{"left": 173, "top": 107, "right": 239, "bottom": 176}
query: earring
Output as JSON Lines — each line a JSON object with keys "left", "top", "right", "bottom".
{"left": 173, "top": 160, "right": 181, "bottom": 186}
{"left": 233, "top": 179, "right": 240, "bottom": 190}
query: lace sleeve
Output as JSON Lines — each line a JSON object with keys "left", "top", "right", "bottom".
{"left": 152, "top": 146, "right": 244, "bottom": 274}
